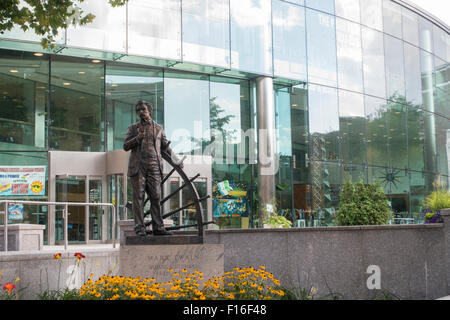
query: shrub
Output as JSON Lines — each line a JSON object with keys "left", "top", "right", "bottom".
{"left": 424, "top": 188, "right": 450, "bottom": 212}
{"left": 263, "top": 215, "right": 292, "bottom": 228}
{"left": 336, "top": 180, "right": 391, "bottom": 226}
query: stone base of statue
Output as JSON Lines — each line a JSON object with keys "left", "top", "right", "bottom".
{"left": 119, "top": 243, "right": 224, "bottom": 282}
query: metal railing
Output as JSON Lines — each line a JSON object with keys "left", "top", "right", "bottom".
{"left": 0, "top": 200, "right": 116, "bottom": 252}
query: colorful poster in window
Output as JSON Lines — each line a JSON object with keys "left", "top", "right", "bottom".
{"left": 213, "top": 198, "right": 249, "bottom": 217}
{"left": 0, "top": 166, "right": 46, "bottom": 196}
{"left": 213, "top": 181, "right": 248, "bottom": 198}
{"left": 8, "top": 203, "right": 24, "bottom": 220}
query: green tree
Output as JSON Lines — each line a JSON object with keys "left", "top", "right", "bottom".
{"left": 0, "top": 0, "right": 128, "bottom": 48}
{"left": 336, "top": 180, "right": 391, "bottom": 226}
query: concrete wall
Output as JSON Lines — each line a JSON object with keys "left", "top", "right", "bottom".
{"left": 205, "top": 224, "right": 447, "bottom": 300}
{"left": 0, "top": 248, "right": 120, "bottom": 300}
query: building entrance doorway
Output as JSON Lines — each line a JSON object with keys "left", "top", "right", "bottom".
{"left": 55, "top": 175, "right": 103, "bottom": 244}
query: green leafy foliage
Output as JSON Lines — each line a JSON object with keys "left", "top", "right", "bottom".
{"left": 0, "top": 0, "right": 127, "bottom": 49}
{"left": 264, "top": 214, "right": 292, "bottom": 228}
{"left": 424, "top": 189, "right": 450, "bottom": 212}
{"left": 336, "top": 180, "right": 391, "bottom": 226}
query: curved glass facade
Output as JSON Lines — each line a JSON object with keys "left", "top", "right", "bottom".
{"left": 0, "top": 0, "right": 449, "bottom": 237}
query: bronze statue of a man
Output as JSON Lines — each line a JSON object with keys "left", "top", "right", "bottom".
{"left": 123, "top": 100, "right": 182, "bottom": 236}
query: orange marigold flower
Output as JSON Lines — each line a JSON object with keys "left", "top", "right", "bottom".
{"left": 74, "top": 253, "right": 86, "bottom": 260}
{"left": 53, "top": 253, "right": 62, "bottom": 259}
{"left": 3, "top": 282, "right": 16, "bottom": 293}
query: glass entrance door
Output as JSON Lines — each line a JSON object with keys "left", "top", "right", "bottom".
{"left": 55, "top": 175, "right": 86, "bottom": 243}
{"left": 88, "top": 178, "right": 102, "bottom": 241}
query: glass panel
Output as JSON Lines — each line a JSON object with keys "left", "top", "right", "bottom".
{"left": 368, "top": 166, "right": 391, "bottom": 194}
{"left": 128, "top": 0, "right": 182, "bottom": 60}
{"left": 66, "top": 0, "right": 126, "bottom": 53}
{"left": 212, "top": 164, "right": 253, "bottom": 229}
{"left": 434, "top": 57, "right": 450, "bottom": 117}
{"left": 422, "top": 110, "right": 438, "bottom": 175}
{"left": 434, "top": 57, "right": 450, "bottom": 177}
{"left": 105, "top": 65, "right": 164, "bottom": 151}
{"left": 336, "top": 18, "right": 363, "bottom": 92}
{"left": 274, "top": 86, "right": 293, "bottom": 220}
{"left": 310, "top": 161, "right": 340, "bottom": 226}
{"left": 181, "top": 179, "right": 207, "bottom": 229}
{"left": 230, "top": 0, "right": 273, "bottom": 75}
{"left": 209, "top": 77, "right": 253, "bottom": 164}
{"left": 164, "top": 72, "right": 210, "bottom": 155}
{"left": 435, "top": 114, "right": 449, "bottom": 177}
{"left": 404, "top": 43, "right": 422, "bottom": 106}
{"left": 88, "top": 179, "right": 102, "bottom": 241}
{"left": 308, "top": 84, "right": 339, "bottom": 162}
{"left": 108, "top": 174, "right": 125, "bottom": 240}
{"left": 389, "top": 169, "right": 409, "bottom": 220}
{"left": 387, "top": 100, "right": 407, "bottom": 170}
{"left": 382, "top": 0, "right": 402, "bottom": 39}
{"left": 0, "top": 50, "right": 48, "bottom": 151}
{"left": 402, "top": 7, "right": 419, "bottom": 46}
{"left": 290, "top": 84, "right": 309, "bottom": 221}
{"left": 384, "top": 34, "right": 405, "bottom": 99}
{"left": 55, "top": 176, "right": 86, "bottom": 243}
{"left": 166, "top": 178, "right": 181, "bottom": 227}
{"left": 418, "top": 16, "right": 434, "bottom": 53}
{"left": 360, "top": 0, "right": 383, "bottom": 31}
{"left": 210, "top": 77, "right": 254, "bottom": 229}
{"left": 305, "top": 0, "right": 334, "bottom": 14}
{"left": 361, "top": 26, "right": 386, "bottom": 99}
{"left": 365, "top": 96, "right": 388, "bottom": 167}
{"left": 49, "top": 58, "right": 104, "bottom": 152}
{"left": 341, "top": 164, "right": 367, "bottom": 184}
{"left": 335, "top": 0, "right": 360, "bottom": 23}
{"left": 272, "top": 1, "right": 307, "bottom": 81}
{"left": 306, "top": 9, "right": 337, "bottom": 87}
{"left": 407, "top": 107, "right": 425, "bottom": 172}
{"left": 420, "top": 49, "right": 435, "bottom": 110}
{"left": 338, "top": 90, "right": 366, "bottom": 165}
{"left": 275, "top": 86, "right": 292, "bottom": 157}
{"left": 409, "top": 171, "right": 425, "bottom": 222}
{"left": 182, "top": 0, "right": 230, "bottom": 68}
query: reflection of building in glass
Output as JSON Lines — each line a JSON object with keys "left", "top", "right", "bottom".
{"left": 0, "top": 0, "right": 448, "bottom": 245}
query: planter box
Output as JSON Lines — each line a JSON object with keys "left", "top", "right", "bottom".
{"left": 0, "top": 224, "right": 45, "bottom": 251}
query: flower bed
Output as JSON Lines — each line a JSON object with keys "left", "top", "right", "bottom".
{"left": 77, "top": 266, "right": 285, "bottom": 300}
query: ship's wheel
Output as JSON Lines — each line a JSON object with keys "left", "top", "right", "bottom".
{"left": 126, "top": 150, "right": 213, "bottom": 238}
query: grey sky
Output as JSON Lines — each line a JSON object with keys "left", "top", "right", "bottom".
{"left": 406, "top": 0, "right": 450, "bottom": 27}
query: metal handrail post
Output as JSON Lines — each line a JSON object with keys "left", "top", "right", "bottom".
{"left": 3, "top": 201, "right": 8, "bottom": 252}
{"left": 112, "top": 205, "right": 116, "bottom": 248}
{"left": 64, "top": 204, "right": 68, "bottom": 251}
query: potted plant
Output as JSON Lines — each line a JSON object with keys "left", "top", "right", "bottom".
{"left": 422, "top": 181, "right": 450, "bottom": 224}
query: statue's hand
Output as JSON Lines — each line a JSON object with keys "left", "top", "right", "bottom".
{"left": 137, "top": 130, "right": 145, "bottom": 141}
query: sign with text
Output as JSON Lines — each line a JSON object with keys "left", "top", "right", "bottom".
{"left": 0, "top": 166, "right": 46, "bottom": 196}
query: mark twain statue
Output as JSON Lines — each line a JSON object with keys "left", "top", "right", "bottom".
{"left": 124, "top": 100, "right": 183, "bottom": 236}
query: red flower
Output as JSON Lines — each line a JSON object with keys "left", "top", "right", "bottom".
{"left": 53, "top": 253, "right": 62, "bottom": 260}
{"left": 74, "top": 253, "right": 85, "bottom": 260}
{"left": 3, "top": 282, "right": 16, "bottom": 293}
